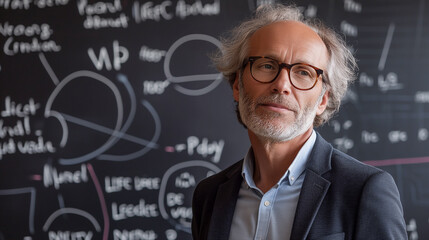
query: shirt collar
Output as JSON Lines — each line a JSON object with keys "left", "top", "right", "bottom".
{"left": 242, "top": 130, "right": 317, "bottom": 188}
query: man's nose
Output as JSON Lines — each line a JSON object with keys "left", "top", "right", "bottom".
{"left": 270, "top": 68, "right": 292, "bottom": 94}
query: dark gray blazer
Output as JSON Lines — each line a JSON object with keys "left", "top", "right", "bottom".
{"left": 192, "top": 133, "right": 407, "bottom": 240}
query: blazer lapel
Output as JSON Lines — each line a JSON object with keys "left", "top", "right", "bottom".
{"left": 290, "top": 133, "right": 333, "bottom": 240}
{"left": 208, "top": 161, "right": 243, "bottom": 240}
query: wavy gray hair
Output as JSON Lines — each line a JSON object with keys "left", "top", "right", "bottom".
{"left": 212, "top": 4, "right": 358, "bottom": 127}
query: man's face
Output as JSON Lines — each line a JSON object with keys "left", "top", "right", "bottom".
{"left": 233, "top": 21, "right": 330, "bottom": 142}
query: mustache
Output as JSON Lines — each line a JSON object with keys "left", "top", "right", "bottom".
{"left": 254, "top": 94, "right": 299, "bottom": 112}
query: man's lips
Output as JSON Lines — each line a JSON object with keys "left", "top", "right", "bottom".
{"left": 259, "top": 102, "right": 296, "bottom": 113}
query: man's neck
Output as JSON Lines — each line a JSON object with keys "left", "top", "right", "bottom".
{"left": 249, "top": 128, "right": 313, "bottom": 193}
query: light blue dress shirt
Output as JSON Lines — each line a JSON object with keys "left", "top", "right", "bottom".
{"left": 228, "top": 131, "right": 317, "bottom": 240}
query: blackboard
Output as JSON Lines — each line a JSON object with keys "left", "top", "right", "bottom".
{"left": 0, "top": 0, "right": 428, "bottom": 239}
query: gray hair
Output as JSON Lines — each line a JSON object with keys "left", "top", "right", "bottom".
{"left": 212, "top": 4, "right": 358, "bottom": 127}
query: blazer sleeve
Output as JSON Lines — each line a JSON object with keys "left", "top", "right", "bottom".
{"left": 354, "top": 171, "right": 408, "bottom": 239}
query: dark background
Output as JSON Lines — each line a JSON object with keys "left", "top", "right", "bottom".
{"left": 0, "top": 0, "right": 428, "bottom": 239}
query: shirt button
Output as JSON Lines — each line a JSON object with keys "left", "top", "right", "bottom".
{"left": 291, "top": 176, "right": 295, "bottom": 181}
{"left": 264, "top": 201, "right": 270, "bottom": 207}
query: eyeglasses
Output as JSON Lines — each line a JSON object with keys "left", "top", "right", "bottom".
{"left": 244, "top": 56, "right": 324, "bottom": 91}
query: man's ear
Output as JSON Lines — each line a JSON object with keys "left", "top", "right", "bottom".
{"left": 233, "top": 74, "right": 240, "bottom": 102}
{"left": 316, "top": 90, "right": 329, "bottom": 115}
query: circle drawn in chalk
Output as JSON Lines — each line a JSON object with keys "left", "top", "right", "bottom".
{"left": 44, "top": 71, "right": 123, "bottom": 164}
{"left": 158, "top": 161, "right": 221, "bottom": 233}
{"left": 164, "top": 34, "right": 223, "bottom": 96}
{"left": 44, "top": 71, "right": 159, "bottom": 165}
{"left": 42, "top": 207, "right": 101, "bottom": 239}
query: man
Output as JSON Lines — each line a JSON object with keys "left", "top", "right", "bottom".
{"left": 192, "top": 4, "right": 407, "bottom": 240}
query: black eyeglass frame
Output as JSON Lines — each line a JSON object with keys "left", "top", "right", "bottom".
{"left": 244, "top": 56, "right": 325, "bottom": 91}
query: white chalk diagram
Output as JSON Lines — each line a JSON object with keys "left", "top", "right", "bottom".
{"left": 164, "top": 34, "right": 223, "bottom": 96}
{"left": 40, "top": 163, "right": 109, "bottom": 240}
{"left": 158, "top": 160, "right": 221, "bottom": 233}
{"left": 39, "top": 53, "right": 161, "bottom": 165}
{"left": 0, "top": 164, "right": 108, "bottom": 239}
{"left": 0, "top": 33, "right": 227, "bottom": 239}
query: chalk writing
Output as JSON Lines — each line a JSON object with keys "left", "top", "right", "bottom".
{"left": 331, "top": 120, "right": 353, "bottom": 134}
{"left": 359, "top": 72, "right": 374, "bottom": 87}
{"left": 104, "top": 176, "right": 160, "bottom": 192}
{"left": 77, "top": 0, "right": 121, "bottom": 15}
{"left": 132, "top": 1, "right": 174, "bottom": 22}
{"left": 158, "top": 161, "right": 221, "bottom": 232}
{"left": 139, "top": 46, "right": 166, "bottom": 63}
{"left": 362, "top": 130, "right": 379, "bottom": 144}
{"left": 134, "top": 177, "right": 160, "bottom": 190}
{"left": 0, "top": 117, "right": 31, "bottom": 138}
{"left": 303, "top": 4, "right": 317, "bottom": 18}
{"left": 333, "top": 137, "right": 354, "bottom": 152}
{"left": 165, "top": 229, "right": 177, "bottom": 240}
{"left": 88, "top": 41, "right": 129, "bottom": 71}
{"left": 1, "top": 96, "right": 40, "bottom": 118}
{"left": 132, "top": 0, "right": 220, "bottom": 22}
{"left": 176, "top": 0, "right": 220, "bottom": 19}
{"left": 359, "top": 72, "right": 403, "bottom": 92}
{"left": 170, "top": 136, "right": 224, "bottom": 163}
{"left": 33, "top": 0, "right": 69, "bottom": 8}
{"left": 0, "top": 22, "right": 52, "bottom": 40}
{"left": 48, "top": 231, "right": 93, "bottom": 240}
{"left": 143, "top": 80, "right": 170, "bottom": 95}
{"left": 170, "top": 206, "right": 192, "bottom": 220}
{"left": 77, "top": 0, "right": 128, "bottom": 29}
{"left": 341, "top": 20, "right": 358, "bottom": 37}
{"left": 175, "top": 172, "right": 195, "bottom": 188}
{"left": 105, "top": 176, "right": 133, "bottom": 193}
{"left": 406, "top": 218, "right": 418, "bottom": 240}
{"left": 378, "top": 72, "right": 403, "bottom": 92}
{"left": 0, "top": 0, "right": 69, "bottom": 9}
{"left": 1, "top": 22, "right": 60, "bottom": 55}
{"left": 111, "top": 199, "right": 158, "bottom": 220}
{"left": 166, "top": 193, "right": 184, "bottom": 207}
{"left": 418, "top": 128, "right": 428, "bottom": 141}
{"left": 0, "top": 136, "right": 55, "bottom": 160}
{"left": 83, "top": 14, "right": 128, "bottom": 29}
{"left": 113, "top": 229, "right": 157, "bottom": 240}
{"left": 415, "top": 91, "right": 429, "bottom": 103}
{"left": 388, "top": 130, "right": 407, "bottom": 143}
{"left": 344, "top": 0, "right": 362, "bottom": 13}
{"left": 3, "top": 36, "right": 61, "bottom": 55}
{"left": 0, "top": 0, "right": 31, "bottom": 9}
{"left": 43, "top": 164, "right": 88, "bottom": 190}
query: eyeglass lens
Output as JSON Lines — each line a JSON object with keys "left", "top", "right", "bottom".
{"left": 250, "top": 58, "right": 319, "bottom": 90}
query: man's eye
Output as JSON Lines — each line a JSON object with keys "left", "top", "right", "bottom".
{"left": 262, "top": 64, "right": 275, "bottom": 69}
{"left": 298, "top": 70, "right": 311, "bottom": 76}
{"left": 256, "top": 62, "right": 277, "bottom": 71}
{"left": 293, "top": 66, "right": 315, "bottom": 78}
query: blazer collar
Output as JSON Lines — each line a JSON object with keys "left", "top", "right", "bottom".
{"left": 290, "top": 132, "right": 333, "bottom": 240}
{"left": 208, "top": 160, "right": 243, "bottom": 240}
{"left": 206, "top": 133, "right": 335, "bottom": 240}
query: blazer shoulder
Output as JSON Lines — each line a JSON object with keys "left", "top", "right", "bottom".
{"left": 329, "top": 149, "right": 394, "bottom": 187}
{"left": 332, "top": 149, "right": 382, "bottom": 173}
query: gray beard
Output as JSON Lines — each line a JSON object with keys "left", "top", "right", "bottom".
{"left": 238, "top": 81, "right": 322, "bottom": 143}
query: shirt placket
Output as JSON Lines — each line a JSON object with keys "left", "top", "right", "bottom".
{"left": 254, "top": 188, "right": 277, "bottom": 240}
